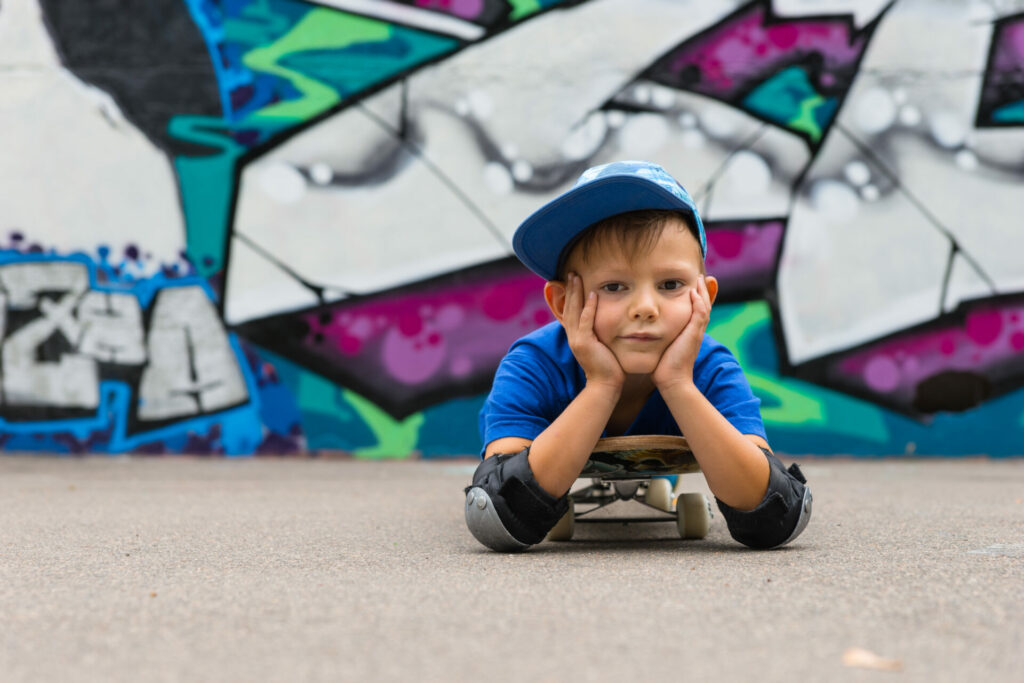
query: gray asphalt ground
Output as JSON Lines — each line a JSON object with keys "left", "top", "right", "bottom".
{"left": 1, "top": 455, "right": 1022, "bottom": 683}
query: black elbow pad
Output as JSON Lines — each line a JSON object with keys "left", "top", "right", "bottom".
{"left": 716, "top": 449, "right": 812, "bottom": 550}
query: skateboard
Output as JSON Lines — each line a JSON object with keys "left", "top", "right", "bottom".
{"left": 546, "top": 435, "right": 713, "bottom": 542}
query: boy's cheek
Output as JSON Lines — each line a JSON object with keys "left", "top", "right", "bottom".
{"left": 593, "top": 327, "right": 615, "bottom": 346}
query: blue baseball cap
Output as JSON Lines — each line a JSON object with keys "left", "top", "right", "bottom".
{"left": 512, "top": 160, "right": 706, "bottom": 281}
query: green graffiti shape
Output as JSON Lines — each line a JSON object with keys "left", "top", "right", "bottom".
{"left": 279, "top": 27, "right": 457, "bottom": 101}
{"left": 708, "top": 303, "right": 820, "bottom": 425}
{"left": 254, "top": 344, "right": 424, "bottom": 455}
{"left": 705, "top": 301, "right": 766, "bottom": 355}
{"left": 242, "top": 9, "right": 457, "bottom": 124}
{"left": 788, "top": 94, "right": 829, "bottom": 143}
{"left": 743, "top": 66, "right": 835, "bottom": 142}
{"left": 170, "top": 116, "right": 247, "bottom": 277}
{"left": 343, "top": 390, "right": 424, "bottom": 459}
{"left": 746, "top": 373, "right": 823, "bottom": 424}
{"left": 708, "top": 302, "right": 888, "bottom": 441}
{"left": 508, "top": 0, "right": 543, "bottom": 20}
{"left": 243, "top": 9, "right": 391, "bottom": 121}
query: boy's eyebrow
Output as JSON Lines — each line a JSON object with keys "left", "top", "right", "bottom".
{"left": 588, "top": 263, "right": 698, "bottom": 280}
{"left": 644, "top": 258, "right": 700, "bottom": 274}
{"left": 651, "top": 264, "right": 698, "bottom": 277}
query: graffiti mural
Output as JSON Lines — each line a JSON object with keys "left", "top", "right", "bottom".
{"left": 238, "top": 258, "right": 554, "bottom": 418}
{"left": 2, "top": 0, "right": 1023, "bottom": 456}
{"left": 0, "top": 251, "right": 267, "bottom": 454}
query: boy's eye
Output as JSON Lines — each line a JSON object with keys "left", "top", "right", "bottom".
{"left": 602, "top": 283, "right": 625, "bottom": 293}
{"left": 662, "top": 280, "right": 684, "bottom": 291}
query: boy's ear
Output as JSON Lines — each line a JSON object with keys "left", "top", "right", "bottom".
{"left": 543, "top": 280, "right": 567, "bottom": 323}
{"left": 705, "top": 275, "right": 719, "bottom": 306}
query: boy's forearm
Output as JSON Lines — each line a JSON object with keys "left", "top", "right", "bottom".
{"left": 528, "top": 383, "right": 621, "bottom": 497}
{"left": 660, "top": 383, "right": 769, "bottom": 510}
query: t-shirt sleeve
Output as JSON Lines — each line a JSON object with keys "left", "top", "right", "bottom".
{"left": 698, "top": 345, "right": 768, "bottom": 442}
{"left": 478, "top": 343, "right": 563, "bottom": 457}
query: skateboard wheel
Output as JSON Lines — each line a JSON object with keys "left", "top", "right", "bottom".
{"left": 644, "top": 478, "right": 674, "bottom": 512}
{"left": 676, "top": 493, "right": 711, "bottom": 539}
{"left": 545, "top": 499, "right": 575, "bottom": 542}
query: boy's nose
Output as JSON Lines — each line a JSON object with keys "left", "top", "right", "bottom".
{"left": 629, "top": 288, "right": 658, "bottom": 321}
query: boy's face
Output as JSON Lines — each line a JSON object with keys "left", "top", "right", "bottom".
{"left": 549, "top": 221, "right": 718, "bottom": 376}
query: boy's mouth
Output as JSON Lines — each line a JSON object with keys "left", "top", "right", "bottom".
{"left": 620, "top": 333, "right": 660, "bottom": 341}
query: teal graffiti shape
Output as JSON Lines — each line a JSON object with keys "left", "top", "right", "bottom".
{"left": 993, "top": 100, "right": 1024, "bottom": 123}
{"left": 170, "top": 116, "right": 247, "bottom": 278}
{"left": 276, "top": 24, "right": 458, "bottom": 101}
{"left": 253, "top": 345, "right": 376, "bottom": 451}
{"left": 742, "top": 66, "right": 836, "bottom": 142}
{"left": 249, "top": 346, "right": 424, "bottom": 457}
{"left": 708, "top": 302, "right": 889, "bottom": 443}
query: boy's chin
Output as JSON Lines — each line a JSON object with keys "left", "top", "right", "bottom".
{"left": 615, "top": 356, "right": 660, "bottom": 375}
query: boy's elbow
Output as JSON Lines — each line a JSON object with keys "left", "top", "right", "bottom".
{"left": 483, "top": 437, "right": 533, "bottom": 460}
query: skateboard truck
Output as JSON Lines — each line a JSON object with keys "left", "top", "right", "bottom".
{"left": 546, "top": 435, "right": 713, "bottom": 542}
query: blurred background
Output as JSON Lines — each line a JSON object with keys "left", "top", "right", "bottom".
{"left": 2, "top": 0, "right": 1022, "bottom": 457}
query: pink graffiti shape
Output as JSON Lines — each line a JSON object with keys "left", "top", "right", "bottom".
{"left": 417, "top": 0, "right": 482, "bottom": 20}
{"left": 451, "top": 0, "right": 483, "bottom": 19}
{"left": 709, "top": 231, "right": 743, "bottom": 259}
{"left": 338, "top": 334, "right": 362, "bottom": 355}
{"left": 767, "top": 25, "right": 800, "bottom": 49}
{"left": 451, "top": 356, "right": 473, "bottom": 377}
{"left": 965, "top": 310, "right": 1003, "bottom": 346}
{"left": 435, "top": 304, "right": 465, "bottom": 330}
{"left": 382, "top": 327, "right": 446, "bottom": 384}
{"left": 864, "top": 355, "right": 901, "bottom": 393}
{"left": 398, "top": 311, "right": 424, "bottom": 337}
{"left": 481, "top": 282, "right": 527, "bottom": 321}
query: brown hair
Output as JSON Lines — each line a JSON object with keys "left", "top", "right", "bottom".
{"left": 555, "top": 210, "right": 704, "bottom": 281}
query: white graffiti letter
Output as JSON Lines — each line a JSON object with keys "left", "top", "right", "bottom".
{"left": 0, "top": 262, "right": 98, "bottom": 408}
{"left": 137, "top": 286, "right": 248, "bottom": 420}
{"left": 76, "top": 291, "right": 146, "bottom": 365}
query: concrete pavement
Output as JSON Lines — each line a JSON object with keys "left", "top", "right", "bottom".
{"left": 1, "top": 455, "right": 1022, "bottom": 682}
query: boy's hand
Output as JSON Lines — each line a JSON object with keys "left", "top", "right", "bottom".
{"left": 563, "top": 273, "right": 624, "bottom": 392}
{"left": 653, "top": 274, "right": 712, "bottom": 392}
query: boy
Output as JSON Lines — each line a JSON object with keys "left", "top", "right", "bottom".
{"left": 465, "top": 161, "right": 811, "bottom": 552}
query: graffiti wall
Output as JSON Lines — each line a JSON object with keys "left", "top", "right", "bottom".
{"left": 2, "top": 0, "right": 1023, "bottom": 456}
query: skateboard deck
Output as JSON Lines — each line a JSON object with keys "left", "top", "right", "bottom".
{"left": 579, "top": 435, "right": 699, "bottom": 480}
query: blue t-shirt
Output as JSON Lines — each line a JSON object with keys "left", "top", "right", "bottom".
{"left": 478, "top": 322, "right": 766, "bottom": 457}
